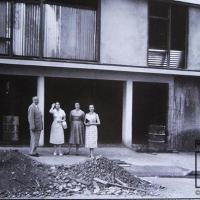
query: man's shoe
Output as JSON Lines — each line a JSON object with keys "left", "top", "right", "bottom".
{"left": 29, "top": 153, "right": 39, "bottom": 157}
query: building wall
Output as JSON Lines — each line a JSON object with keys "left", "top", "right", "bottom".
{"left": 173, "top": 78, "right": 200, "bottom": 151}
{"left": 100, "top": 0, "right": 148, "bottom": 66}
{"left": 188, "top": 7, "right": 200, "bottom": 70}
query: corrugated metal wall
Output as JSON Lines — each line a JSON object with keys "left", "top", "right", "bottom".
{"left": 44, "top": 5, "right": 96, "bottom": 60}
{"left": 13, "top": 3, "right": 40, "bottom": 57}
{"left": 0, "top": 1, "right": 11, "bottom": 54}
{"left": 1, "top": 1, "right": 97, "bottom": 60}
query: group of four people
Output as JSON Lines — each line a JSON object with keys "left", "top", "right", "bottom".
{"left": 28, "top": 96, "right": 100, "bottom": 158}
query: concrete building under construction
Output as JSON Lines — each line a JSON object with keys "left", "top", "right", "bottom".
{"left": 0, "top": 0, "right": 200, "bottom": 151}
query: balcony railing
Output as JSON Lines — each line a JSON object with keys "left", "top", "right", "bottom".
{"left": 148, "top": 49, "right": 185, "bottom": 68}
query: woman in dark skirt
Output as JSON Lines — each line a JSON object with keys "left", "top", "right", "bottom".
{"left": 67, "top": 102, "right": 85, "bottom": 155}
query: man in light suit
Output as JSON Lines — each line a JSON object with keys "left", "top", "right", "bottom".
{"left": 28, "top": 96, "right": 43, "bottom": 157}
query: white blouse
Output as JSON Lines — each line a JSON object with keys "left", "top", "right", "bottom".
{"left": 51, "top": 109, "right": 66, "bottom": 121}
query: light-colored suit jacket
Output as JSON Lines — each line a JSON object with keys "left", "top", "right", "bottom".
{"left": 28, "top": 103, "right": 43, "bottom": 131}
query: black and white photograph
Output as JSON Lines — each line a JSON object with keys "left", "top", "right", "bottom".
{"left": 0, "top": 0, "right": 199, "bottom": 199}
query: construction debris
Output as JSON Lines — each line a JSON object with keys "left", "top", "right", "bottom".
{"left": 0, "top": 150, "right": 164, "bottom": 198}
{"left": 115, "top": 177, "right": 128, "bottom": 187}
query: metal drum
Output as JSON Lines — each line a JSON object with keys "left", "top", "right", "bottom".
{"left": 3, "top": 116, "right": 19, "bottom": 142}
{"left": 148, "top": 124, "right": 166, "bottom": 152}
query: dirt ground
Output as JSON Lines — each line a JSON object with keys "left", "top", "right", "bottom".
{"left": 0, "top": 150, "right": 51, "bottom": 198}
{"left": 0, "top": 150, "right": 164, "bottom": 199}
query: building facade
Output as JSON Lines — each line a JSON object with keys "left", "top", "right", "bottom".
{"left": 0, "top": 0, "right": 200, "bottom": 151}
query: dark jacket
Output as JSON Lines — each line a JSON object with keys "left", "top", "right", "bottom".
{"left": 28, "top": 103, "right": 43, "bottom": 131}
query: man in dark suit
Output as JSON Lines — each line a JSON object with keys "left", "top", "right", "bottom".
{"left": 28, "top": 96, "right": 43, "bottom": 157}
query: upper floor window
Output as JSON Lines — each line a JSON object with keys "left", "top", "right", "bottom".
{"left": 13, "top": 2, "right": 41, "bottom": 57}
{"left": 0, "top": 0, "right": 98, "bottom": 61}
{"left": 0, "top": 1, "right": 11, "bottom": 55}
{"left": 148, "top": 1, "right": 188, "bottom": 68}
{"left": 43, "top": 1, "right": 97, "bottom": 60}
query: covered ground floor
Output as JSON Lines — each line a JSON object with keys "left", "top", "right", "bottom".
{"left": 0, "top": 63, "right": 200, "bottom": 151}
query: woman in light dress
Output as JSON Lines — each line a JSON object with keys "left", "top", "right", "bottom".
{"left": 49, "top": 102, "right": 66, "bottom": 156}
{"left": 68, "top": 102, "right": 85, "bottom": 155}
{"left": 84, "top": 105, "right": 100, "bottom": 158}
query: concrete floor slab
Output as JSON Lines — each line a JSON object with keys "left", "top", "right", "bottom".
{"left": 0, "top": 146, "right": 196, "bottom": 172}
{"left": 126, "top": 165, "right": 192, "bottom": 177}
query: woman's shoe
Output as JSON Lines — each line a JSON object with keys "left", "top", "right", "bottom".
{"left": 59, "top": 152, "right": 63, "bottom": 156}
{"left": 53, "top": 152, "right": 57, "bottom": 156}
{"left": 89, "top": 154, "right": 94, "bottom": 159}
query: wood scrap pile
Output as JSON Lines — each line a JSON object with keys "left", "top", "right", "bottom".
{"left": 0, "top": 151, "right": 164, "bottom": 198}
{"left": 48, "top": 156, "right": 164, "bottom": 197}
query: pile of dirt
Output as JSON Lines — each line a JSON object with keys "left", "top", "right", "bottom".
{"left": 0, "top": 150, "right": 164, "bottom": 198}
{"left": 0, "top": 150, "right": 51, "bottom": 198}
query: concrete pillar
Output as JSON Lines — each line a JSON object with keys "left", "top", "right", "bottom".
{"left": 122, "top": 80, "right": 133, "bottom": 147}
{"left": 37, "top": 76, "right": 45, "bottom": 146}
{"left": 167, "top": 81, "right": 177, "bottom": 151}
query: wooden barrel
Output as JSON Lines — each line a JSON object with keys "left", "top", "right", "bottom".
{"left": 3, "top": 116, "right": 19, "bottom": 142}
{"left": 148, "top": 124, "right": 166, "bottom": 152}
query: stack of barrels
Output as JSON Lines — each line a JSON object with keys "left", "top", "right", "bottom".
{"left": 148, "top": 124, "right": 166, "bottom": 152}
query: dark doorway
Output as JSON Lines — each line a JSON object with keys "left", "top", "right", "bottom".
{"left": 0, "top": 75, "right": 37, "bottom": 145}
{"left": 132, "top": 82, "right": 168, "bottom": 144}
{"left": 45, "top": 78, "right": 123, "bottom": 145}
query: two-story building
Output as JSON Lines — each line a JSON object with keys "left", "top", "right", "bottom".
{"left": 0, "top": 0, "right": 200, "bottom": 151}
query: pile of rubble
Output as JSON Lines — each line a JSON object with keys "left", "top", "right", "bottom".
{"left": 0, "top": 150, "right": 164, "bottom": 198}
{"left": 47, "top": 156, "right": 163, "bottom": 197}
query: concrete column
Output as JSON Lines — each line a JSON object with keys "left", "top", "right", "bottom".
{"left": 122, "top": 80, "right": 133, "bottom": 147}
{"left": 37, "top": 76, "right": 45, "bottom": 146}
{"left": 167, "top": 81, "right": 177, "bottom": 151}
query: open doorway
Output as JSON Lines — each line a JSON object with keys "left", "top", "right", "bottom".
{"left": 45, "top": 77, "right": 123, "bottom": 145}
{"left": 0, "top": 75, "right": 37, "bottom": 145}
{"left": 132, "top": 82, "right": 168, "bottom": 144}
